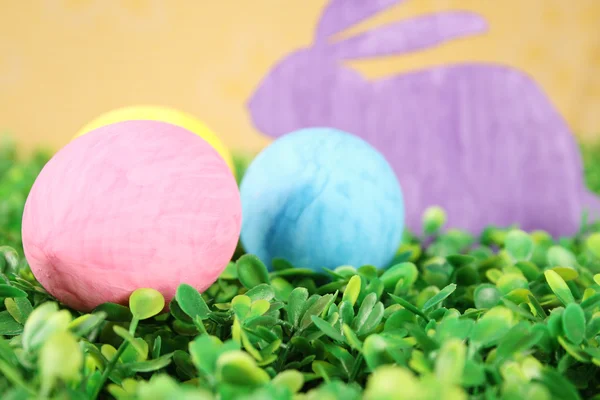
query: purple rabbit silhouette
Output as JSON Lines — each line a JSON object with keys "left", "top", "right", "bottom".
{"left": 247, "top": 0, "right": 600, "bottom": 237}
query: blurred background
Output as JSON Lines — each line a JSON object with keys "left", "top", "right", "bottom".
{"left": 1, "top": 0, "right": 599, "bottom": 156}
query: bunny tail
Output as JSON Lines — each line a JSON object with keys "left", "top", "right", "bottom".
{"left": 327, "top": 11, "right": 489, "bottom": 60}
{"left": 582, "top": 190, "right": 600, "bottom": 223}
{"left": 315, "top": 0, "right": 406, "bottom": 41}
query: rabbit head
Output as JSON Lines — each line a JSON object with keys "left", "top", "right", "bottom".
{"left": 247, "top": 0, "right": 489, "bottom": 138}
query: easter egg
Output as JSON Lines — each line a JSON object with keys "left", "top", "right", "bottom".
{"left": 22, "top": 120, "right": 241, "bottom": 311}
{"left": 240, "top": 127, "right": 404, "bottom": 271}
{"left": 73, "top": 105, "right": 235, "bottom": 175}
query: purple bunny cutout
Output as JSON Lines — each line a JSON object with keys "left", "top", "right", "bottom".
{"left": 247, "top": 0, "right": 600, "bottom": 237}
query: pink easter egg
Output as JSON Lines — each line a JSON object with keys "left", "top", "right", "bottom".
{"left": 22, "top": 120, "right": 241, "bottom": 311}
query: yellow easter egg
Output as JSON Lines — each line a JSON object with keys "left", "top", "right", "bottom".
{"left": 74, "top": 105, "right": 235, "bottom": 175}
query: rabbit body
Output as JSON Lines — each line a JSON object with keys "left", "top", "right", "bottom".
{"left": 365, "top": 64, "right": 585, "bottom": 237}
{"left": 247, "top": 3, "right": 598, "bottom": 237}
{"left": 249, "top": 52, "right": 592, "bottom": 237}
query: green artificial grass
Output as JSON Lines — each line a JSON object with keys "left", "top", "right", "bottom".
{"left": 2, "top": 137, "right": 600, "bottom": 399}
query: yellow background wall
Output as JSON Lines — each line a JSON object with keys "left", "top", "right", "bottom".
{"left": 1, "top": 0, "right": 599, "bottom": 155}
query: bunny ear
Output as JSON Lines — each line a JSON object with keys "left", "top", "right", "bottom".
{"left": 315, "top": 0, "right": 407, "bottom": 41}
{"left": 326, "top": 11, "right": 489, "bottom": 59}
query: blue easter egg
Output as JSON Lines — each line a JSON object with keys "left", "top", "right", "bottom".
{"left": 240, "top": 127, "right": 404, "bottom": 271}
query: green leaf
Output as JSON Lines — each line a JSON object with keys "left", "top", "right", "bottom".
{"left": 286, "top": 287, "right": 309, "bottom": 328}
{"left": 248, "top": 299, "right": 270, "bottom": 318}
{"left": 537, "top": 368, "right": 582, "bottom": 400}
{"left": 586, "top": 232, "right": 600, "bottom": 258}
{"left": 272, "top": 258, "right": 294, "bottom": 271}
{"left": 496, "top": 323, "right": 544, "bottom": 361}
{"left": 388, "top": 294, "right": 430, "bottom": 322}
{"left": 0, "top": 363, "right": 31, "bottom": 400}
{"left": 364, "top": 365, "right": 420, "bottom": 400}
{"left": 216, "top": 350, "right": 270, "bottom": 386}
{"left": 446, "top": 254, "right": 476, "bottom": 267}
{"left": 583, "top": 346, "right": 600, "bottom": 359}
{"left": 363, "top": 334, "right": 394, "bottom": 371}
{"left": 556, "top": 336, "right": 589, "bottom": 362}
{"left": 272, "top": 370, "right": 304, "bottom": 394}
{"left": 544, "top": 270, "right": 575, "bottom": 306}
{"left": 125, "top": 352, "right": 174, "bottom": 372}
{"left": 0, "top": 247, "right": 19, "bottom": 273}
{"left": 470, "top": 306, "right": 513, "bottom": 348}
{"left": 342, "top": 275, "right": 361, "bottom": 306}
{"left": 68, "top": 312, "right": 107, "bottom": 337}
{"left": 496, "top": 274, "right": 528, "bottom": 295}
{"left": 339, "top": 300, "right": 355, "bottom": 326}
{"left": 422, "top": 283, "right": 456, "bottom": 312}
{"left": 435, "top": 317, "right": 474, "bottom": 343}
{"left": 312, "top": 360, "right": 346, "bottom": 380}
{"left": 435, "top": 338, "right": 466, "bottom": 385}
{"left": 245, "top": 284, "right": 275, "bottom": 302}
{"left": 463, "top": 359, "right": 486, "bottom": 387}
{"left": 152, "top": 336, "right": 162, "bottom": 360}
{"left": 317, "top": 280, "right": 346, "bottom": 295}
{"left": 22, "top": 304, "right": 70, "bottom": 352}
{"left": 120, "top": 337, "right": 149, "bottom": 363}
{"left": 423, "top": 206, "right": 447, "bottom": 235}
{"left": 528, "top": 294, "right": 548, "bottom": 318}
{"left": 270, "top": 277, "right": 294, "bottom": 302}
{"left": 133, "top": 374, "right": 208, "bottom": 399}
{"left": 580, "top": 292, "right": 600, "bottom": 311}
{"left": 0, "top": 311, "right": 23, "bottom": 336}
{"left": 358, "top": 265, "right": 378, "bottom": 279}
{"left": 323, "top": 344, "right": 354, "bottom": 378}
{"left": 93, "top": 302, "right": 133, "bottom": 322}
{"left": 189, "top": 335, "right": 224, "bottom": 376}
{"left": 129, "top": 288, "right": 165, "bottom": 320}
{"left": 547, "top": 246, "right": 577, "bottom": 268}
{"left": 39, "top": 331, "right": 83, "bottom": 394}
{"left": 353, "top": 293, "right": 377, "bottom": 332}
{"left": 515, "top": 261, "right": 542, "bottom": 281}
{"left": 474, "top": 284, "right": 502, "bottom": 309}
{"left": 505, "top": 229, "right": 534, "bottom": 261}
{"left": 0, "top": 336, "right": 18, "bottom": 366}
{"left": 311, "top": 316, "right": 345, "bottom": 342}
{"left": 236, "top": 254, "right": 270, "bottom": 288}
{"left": 561, "top": 303, "right": 586, "bottom": 345}
{"left": 270, "top": 268, "right": 318, "bottom": 278}
{"left": 299, "top": 294, "right": 334, "bottom": 331}
{"left": 384, "top": 309, "right": 415, "bottom": 333}
{"left": 364, "top": 278, "right": 384, "bottom": 302}
{"left": 500, "top": 298, "right": 536, "bottom": 321}
{"left": 169, "top": 300, "right": 192, "bottom": 323}
{"left": 172, "top": 350, "right": 195, "bottom": 380}
{"left": 0, "top": 284, "right": 27, "bottom": 298}
{"left": 113, "top": 326, "right": 148, "bottom": 358}
{"left": 586, "top": 315, "right": 600, "bottom": 339}
{"left": 549, "top": 266, "right": 579, "bottom": 281}
{"left": 356, "top": 302, "right": 384, "bottom": 337}
{"left": 232, "top": 295, "right": 252, "bottom": 319}
{"left": 405, "top": 324, "right": 439, "bottom": 353}
{"left": 547, "top": 309, "right": 565, "bottom": 338}
{"left": 342, "top": 324, "right": 363, "bottom": 352}
{"left": 4, "top": 297, "right": 32, "bottom": 324}
{"left": 220, "top": 261, "right": 238, "bottom": 280}
{"left": 175, "top": 284, "right": 210, "bottom": 320}
{"left": 381, "top": 262, "right": 418, "bottom": 292}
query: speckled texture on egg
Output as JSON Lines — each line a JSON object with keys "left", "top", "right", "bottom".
{"left": 240, "top": 127, "right": 404, "bottom": 271}
{"left": 22, "top": 120, "right": 241, "bottom": 311}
